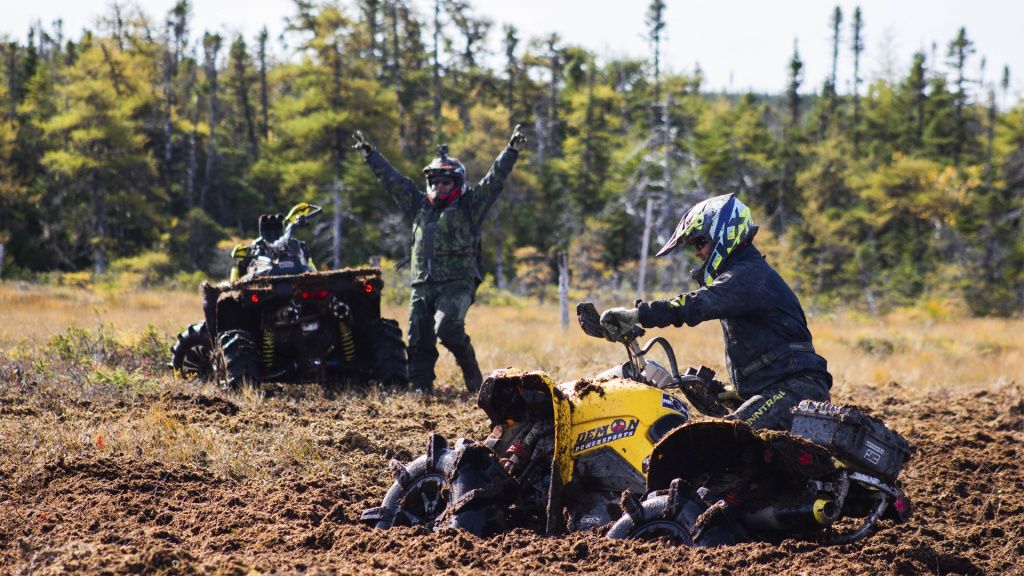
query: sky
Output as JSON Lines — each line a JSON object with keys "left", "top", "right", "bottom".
{"left": 4, "top": 0, "right": 1023, "bottom": 100}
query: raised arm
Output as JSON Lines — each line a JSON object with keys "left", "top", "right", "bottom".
{"left": 353, "top": 131, "right": 423, "bottom": 219}
{"left": 464, "top": 125, "right": 526, "bottom": 225}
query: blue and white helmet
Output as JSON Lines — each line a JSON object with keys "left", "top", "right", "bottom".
{"left": 655, "top": 193, "right": 758, "bottom": 285}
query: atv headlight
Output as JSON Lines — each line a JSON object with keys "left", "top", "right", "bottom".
{"left": 301, "top": 320, "right": 320, "bottom": 333}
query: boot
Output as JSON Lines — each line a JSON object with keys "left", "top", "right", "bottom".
{"left": 452, "top": 342, "right": 483, "bottom": 394}
{"left": 407, "top": 346, "right": 438, "bottom": 395}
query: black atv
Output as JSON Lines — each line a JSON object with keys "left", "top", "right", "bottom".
{"left": 170, "top": 203, "right": 408, "bottom": 389}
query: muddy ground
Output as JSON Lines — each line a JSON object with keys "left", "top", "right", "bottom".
{"left": 1, "top": 368, "right": 1023, "bottom": 575}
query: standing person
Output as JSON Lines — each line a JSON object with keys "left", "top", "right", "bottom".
{"left": 599, "top": 193, "right": 832, "bottom": 430}
{"left": 352, "top": 126, "right": 527, "bottom": 394}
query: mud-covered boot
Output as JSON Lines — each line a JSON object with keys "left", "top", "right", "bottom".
{"left": 452, "top": 342, "right": 483, "bottom": 394}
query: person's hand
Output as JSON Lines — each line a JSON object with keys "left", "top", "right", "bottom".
{"left": 600, "top": 307, "right": 639, "bottom": 342}
{"left": 507, "top": 124, "right": 527, "bottom": 152}
{"left": 351, "top": 130, "right": 374, "bottom": 158}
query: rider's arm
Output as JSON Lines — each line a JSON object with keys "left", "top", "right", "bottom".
{"left": 365, "top": 149, "right": 424, "bottom": 219}
{"left": 637, "top": 267, "right": 764, "bottom": 328}
{"left": 464, "top": 146, "right": 520, "bottom": 225}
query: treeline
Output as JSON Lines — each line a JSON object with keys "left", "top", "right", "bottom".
{"left": 0, "top": 1, "right": 1020, "bottom": 315}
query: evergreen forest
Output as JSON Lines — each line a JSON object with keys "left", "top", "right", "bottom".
{"left": 0, "top": 1, "right": 1021, "bottom": 316}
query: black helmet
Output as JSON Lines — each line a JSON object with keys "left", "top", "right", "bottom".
{"left": 422, "top": 144, "right": 466, "bottom": 188}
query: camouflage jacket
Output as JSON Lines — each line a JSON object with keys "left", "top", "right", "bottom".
{"left": 637, "top": 245, "right": 832, "bottom": 398}
{"left": 365, "top": 147, "right": 519, "bottom": 285}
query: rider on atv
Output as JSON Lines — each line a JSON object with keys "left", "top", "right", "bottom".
{"left": 230, "top": 204, "right": 319, "bottom": 283}
{"left": 600, "top": 194, "right": 832, "bottom": 430}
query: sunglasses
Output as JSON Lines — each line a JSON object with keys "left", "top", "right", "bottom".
{"left": 429, "top": 178, "right": 454, "bottom": 187}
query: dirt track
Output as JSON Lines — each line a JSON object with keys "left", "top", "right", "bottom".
{"left": 1, "top": 368, "right": 1022, "bottom": 576}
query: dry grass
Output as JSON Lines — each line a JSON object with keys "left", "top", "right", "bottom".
{"left": 1, "top": 281, "right": 1021, "bottom": 482}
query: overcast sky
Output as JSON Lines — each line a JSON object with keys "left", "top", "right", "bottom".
{"left": 4, "top": 0, "right": 1022, "bottom": 100}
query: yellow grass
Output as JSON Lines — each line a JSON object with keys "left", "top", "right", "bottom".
{"left": 1, "top": 281, "right": 1020, "bottom": 397}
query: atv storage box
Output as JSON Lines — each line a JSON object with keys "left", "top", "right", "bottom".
{"left": 790, "top": 400, "right": 910, "bottom": 481}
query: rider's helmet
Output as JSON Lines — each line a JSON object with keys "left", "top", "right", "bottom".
{"left": 655, "top": 193, "right": 758, "bottom": 285}
{"left": 422, "top": 144, "right": 466, "bottom": 191}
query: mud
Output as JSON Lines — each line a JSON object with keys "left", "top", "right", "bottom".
{"left": 1, "top": 381, "right": 1023, "bottom": 575}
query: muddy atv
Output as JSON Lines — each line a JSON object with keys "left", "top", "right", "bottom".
{"left": 362, "top": 303, "right": 913, "bottom": 545}
{"left": 170, "top": 203, "right": 408, "bottom": 389}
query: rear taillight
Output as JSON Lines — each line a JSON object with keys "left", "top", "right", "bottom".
{"left": 300, "top": 289, "right": 330, "bottom": 300}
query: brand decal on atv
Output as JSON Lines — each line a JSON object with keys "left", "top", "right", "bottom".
{"left": 661, "top": 393, "right": 688, "bottom": 415}
{"left": 572, "top": 418, "right": 640, "bottom": 453}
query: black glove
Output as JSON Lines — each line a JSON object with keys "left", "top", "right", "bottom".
{"left": 507, "top": 124, "right": 527, "bottom": 152}
{"left": 351, "top": 130, "right": 374, "bottom": 158}
{"left": 599, "top": 307, "right": 639, "bottom": 342}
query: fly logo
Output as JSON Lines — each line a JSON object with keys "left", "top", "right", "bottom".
{"left": 864, "top": 439, "right": 886, "bottom": 465}
{"left": 572, "top": 418, "right": 640, "bottom": 453}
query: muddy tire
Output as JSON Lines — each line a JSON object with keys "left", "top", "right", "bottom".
{"left": 218, "top": 330, "right": 260, "bottom": 391}
{"left": 373, "top": 318, "right": 408, "bottom": 386}
{"left": 170, "top": 322, "right": 214, "bottom": 382}
{"left": 606, "top": 480, "right": 736, "bottom": 546}
{"left": 361, "top": 434, "right": 454, "bottom": 529}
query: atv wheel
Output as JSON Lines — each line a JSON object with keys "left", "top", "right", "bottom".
{"left": 361, "top": 434, "right": 454, "bottom": 529}
{"left": 373, "top": 318, "right": 408, "bottom": 386}
{"left": 606, "top": 480, "right": 736, "bottom": 546}
{"left": 218, "top": 330, "right": 261, "bottom": 391}
{"left": 170, "top": 322, "right": 214, "bottom": 381}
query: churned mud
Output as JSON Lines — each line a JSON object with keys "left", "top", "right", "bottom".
{"left": 1, "top": 377, "right": 1022, "bottom": 575}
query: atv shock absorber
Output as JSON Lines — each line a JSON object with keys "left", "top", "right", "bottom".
{"left": 338, "top": 321, "right": 356, "bottom": 362}
{"left": 262, "top": 329, "right": 274, "bottom": 369}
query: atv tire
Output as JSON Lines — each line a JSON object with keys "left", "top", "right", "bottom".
{"left": 607, "top": 479, "right": 736, "bottom": 546}
{"left": 171, "top": 322, "right": 215, "bottom": 382}
{"left": 218, "top": 330, "right": 261, "bottom": 391}
{"left": 361, "top": 434, "right": 454, "bottom": 529}
{"left": 373, "top": 318, "right": 408, "bottom": 386}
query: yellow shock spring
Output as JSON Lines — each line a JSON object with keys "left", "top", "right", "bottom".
{"left": 262, "top": 329, "right": 274, "bottom": 368}
{"left": 338, "top": 321, "right": 356, "bottom": 362}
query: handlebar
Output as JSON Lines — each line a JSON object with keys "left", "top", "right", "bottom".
{"left": 577, "top": 301, "right": 730, "bottom": 417}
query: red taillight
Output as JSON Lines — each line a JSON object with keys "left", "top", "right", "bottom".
{"left": 363, "top": 282, "right": 374, "bottom": 294}
{"left": 317, "top": 289, "right": 329, "bottom": 299}
{"left": 798, "top": 452, "right": 813, "bottom": 466}
{"left": 250, "top": 294, "right": 260, "bottom": 303}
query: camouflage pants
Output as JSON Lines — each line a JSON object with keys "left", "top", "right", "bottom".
{"left": 407, "top": 279, "right": 482, "bottom": 393}
{"left": 727, "top": 374, "right": 831, "bottom": 431}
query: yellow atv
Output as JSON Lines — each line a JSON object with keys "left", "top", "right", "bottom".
{"left": 361, "top": 303, "right": 721, "bottom": 536}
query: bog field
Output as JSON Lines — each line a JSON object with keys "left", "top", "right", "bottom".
{"left": 0, "top": 281, "right": 1022, "bottom": 575}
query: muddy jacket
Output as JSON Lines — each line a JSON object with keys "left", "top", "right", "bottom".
{"left": 637, "top": 245, "right": 831, "bottom": 398}
{"left": 366, "top": 147, "right": 519, "bottom": 285}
